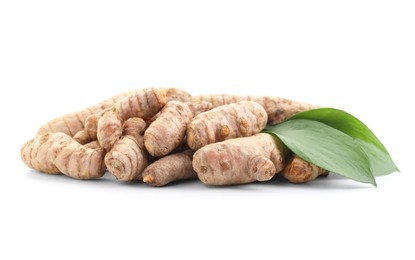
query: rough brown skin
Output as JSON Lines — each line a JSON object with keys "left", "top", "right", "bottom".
{"left": 187, "top": 101, "right": 268, "bottom": 151}
{"left": 36, "top": 88, "right": 191, "bottom": 137}
{"left": 185, "top": 101, "right": 213, "bottom": 116}
{"left": 82, "top": 88, "right": 167, "bottom": 143}
{"left": 144, "top": 101, "right": 212, "bottom": 157}
{"left": 97, "top": 110, "right": 122, "bottom": 151}
{"left": 142, "top": 150, "right": 196, "bottom": 187}
{"left": 122, "top": 117, "right": 147, "bottom": 145}
{"left": 282, "top": 155, "right": 329, "bottom": 183}
{"left": 114, "top": 87, "right": 168, "bottom": 121}
{"left": 104, "top": 117, "right": 148, "bottom": 181}
{"left": 192, "top": 133, "right": 285, "bottom": 185}
{"left": 37, "top": 91, "right": 135, "bottom": 137}
{"left": 192, "top": 94, "right": 318, "bottom": 125}
{"left": 83, "top": 108, "right": 111, "bottom": 142}
{"left": 73, "top": 129, "right": 91, "bottom": 145}
{"left": 21, "top": 133, "right": 105, "bottom": 179}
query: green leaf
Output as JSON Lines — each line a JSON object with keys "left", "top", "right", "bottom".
{"left": 289, "top": 108, "right": 399, "bottom": 176}
{"left": 263, "top": 119, "right": 377, "bottom": 186}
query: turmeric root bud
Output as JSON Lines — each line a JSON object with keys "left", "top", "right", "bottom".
{"left": 282, "top": 155, "right": 329, "bottom": 183}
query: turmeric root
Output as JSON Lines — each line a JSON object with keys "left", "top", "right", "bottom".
{"left": 187, "top": 101, "right": 268, "bottom": 150}
{"left": 97, "top": 110, "right": 122, "bottom": 151}
{"left": 282, "top": 155, "right": 329, "bottom": 183}
{"left": 21, "top": 133, "right": 105, "bottom": 179}
{"left": 144, "top": 101, "right": 212, "bottom": 156}
{"left": 37, "top": 87, "right": 190, "bottom": 137}
{"left": 142, "top": 150, "right": 196, "bottom": 186}
{"left": 192, "top": 94, "right": 318, "bottom": 125}
{"left": 37, "top": 91, "right": 135, "bottom": 137}
{"left": 83, "top": 108, "right": 111, "bottom": 142}
{"left": 122, "top": 117, "right": 147, "bottom": 144}
{"left": 192, "top": 133, "right": 285, "bottom": 185}
{"left": 81, "top": 88, "right": 166, "bottom": 143}
{"left": 104, "top": 117, "right": 148, "bottom": 181}
{"left": 114, "top": 87, "right": 167, "bottom": 121}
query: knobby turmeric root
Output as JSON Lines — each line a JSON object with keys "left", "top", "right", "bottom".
{"left": 114, "top": 87, "right": 168, "bottom": 121}
{"left": 79, "top": 87, "right": 166, "bottom": 144}
{"left": 282, "top": 155, "right": 329, "bottom": 183}
{"left": 187, "top": 101, "right": 268, "bottom": 150}
{"left": 144, "top": 101, "right": 212, "bottom": 156}
{"left": 193, "top": 94, "right": 318, "bottom": 125}
{"left": 21, "top": 133, "right": 105, "bottom": 179}
{"left": 38, "top": 91, "right": 134, "bottom": 137}
{"left": 23, "top": 87, "right": 331, "bottom": 187}
{"left": 192, "top": 133, "right": 285, "bottom": 185}
{"left": 97, "top": 110, "right": 122, "bottom": 151}
{"left": 38, "top": 87, "right": 190, "bottom": 138}
{"left": 142, "top": 150, "right": 196, "bottom": 187}
{"left": 104, "top": 117, "right": 148, "bottom": 181}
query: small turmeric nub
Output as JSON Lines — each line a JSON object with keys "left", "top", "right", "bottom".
{"left": 282, "top": 155, "right": 329, "bottom": 183}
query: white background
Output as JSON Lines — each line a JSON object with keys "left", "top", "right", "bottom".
{"left": 0, "top": 1, "right": 414, "bottom": 259}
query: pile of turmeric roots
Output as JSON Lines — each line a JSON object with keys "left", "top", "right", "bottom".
{"left": 21, "top": 88, "right": 329, "bottom": 186}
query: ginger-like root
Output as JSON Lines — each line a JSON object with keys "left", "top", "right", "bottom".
{"left": 104, "top": 117, "right": 148, "bottom": 181}
{"left": 83, "top": 88, "right": 167, "bottom": 143}
{"left": 142, "top": 150, "right": 196, "bottom": 187}
{"left": 114, "top": 87, "right": 167, "bottom": 121}
{"left": 97, "top": 110, "right": 122, "bottom": 151}
{"left": 21, "top": 133, "right": 105, "bottom": 179}
{"left": 192, "top": 133, "right": 285, "bottom": 185}
{"left": 37, "top": 91, "right": 135, "bottom": 137}
{"left": 122, "top": 117, "right": 146, "bottom": 144}
{"left": 282, "top": 155, "right": 329, "bottom": 183}
{"left": 36, "top": 87, "right": 190, "bottom": 137}
{"left": 193, "top": 94, "right": 318, "bottom": 125}
{"left": 144, "top": 101, "right": 212, "bottom": 157}
{"left": 83, "top": 108, "right": 111, "bottom": 141}
{"left": 144, "top": 101, "right": 192, "bottom": 156}
{"left": 187, "top": 101, "right": 268, "bottom": 151}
